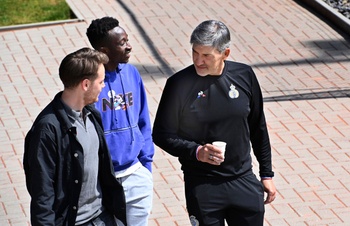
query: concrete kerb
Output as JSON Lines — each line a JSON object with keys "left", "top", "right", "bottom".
{"left": 0, "top": 19, "right": 84, "bottom": 32}
{"left": 300, "top": 0, "right": 350, "bottom": 35}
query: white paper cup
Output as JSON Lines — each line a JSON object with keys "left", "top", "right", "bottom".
{"left": 212, "top": 141, "right": 226, "bottom": 156}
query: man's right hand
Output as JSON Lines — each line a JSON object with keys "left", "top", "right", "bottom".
{"left": 197, "top": 144, "right": 225, "bottom": 165}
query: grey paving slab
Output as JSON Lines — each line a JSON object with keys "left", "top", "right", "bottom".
{"left": 1, "top": 0, "right": 349, "bottom": 225}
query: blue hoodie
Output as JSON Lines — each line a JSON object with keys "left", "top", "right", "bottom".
{"left": 95, "top": 63, "right": 154, "bottom": 173}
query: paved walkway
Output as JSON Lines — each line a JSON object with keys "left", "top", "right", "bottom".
{"left": 1, "top": 0, "right": 350, "bottom": 225}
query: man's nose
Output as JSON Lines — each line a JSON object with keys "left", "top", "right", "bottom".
{"left": 126, "top": 42, "right": 132, "bottom": 50}
{"left": 194, "top": 55, "right": 203, "bottom": 65}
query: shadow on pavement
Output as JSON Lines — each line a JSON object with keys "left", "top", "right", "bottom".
{"left": 264, "top": 88, "right": 350, "bottom": 102}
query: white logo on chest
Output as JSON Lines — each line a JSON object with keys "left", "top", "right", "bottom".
{"left": 228, "top": 84, "right": 239, "bottom": 99}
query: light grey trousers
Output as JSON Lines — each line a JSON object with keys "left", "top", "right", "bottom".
{"left": 116, "top": 165, "right": 153, "bottom": 226}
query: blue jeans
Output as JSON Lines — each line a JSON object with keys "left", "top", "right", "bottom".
{"left": 116, "top": 165, "right": 153, "bottom": 226}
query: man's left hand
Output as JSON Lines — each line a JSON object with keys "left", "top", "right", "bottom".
{"left": 261, "top": 179, "right": 277, "bottom": 204}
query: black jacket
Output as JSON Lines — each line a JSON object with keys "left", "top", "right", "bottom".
{"left": 153, "top": 61, "right": 274, "bottom": 178}
{"left": 23, "top": 92, "right": 127, "bottom": 226}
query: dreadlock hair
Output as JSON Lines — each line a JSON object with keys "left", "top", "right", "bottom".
{"left": 86, "top": 17, "right": 120, "bottom": 50}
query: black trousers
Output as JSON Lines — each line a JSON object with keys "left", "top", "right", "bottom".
{"left": 184, "top": 173, "right": 265, "bottom": 226}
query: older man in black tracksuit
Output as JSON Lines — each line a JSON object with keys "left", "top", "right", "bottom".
{"left": 152, "top": 20, "right": 276, "bottom": 226}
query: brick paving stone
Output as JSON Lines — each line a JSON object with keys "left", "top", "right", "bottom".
{"left": 1, "top": 0, "right": 350, "bottom": 225}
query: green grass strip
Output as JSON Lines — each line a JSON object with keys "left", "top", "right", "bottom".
{"left": 0, "top": 0, "right": 72, "bottom": 26}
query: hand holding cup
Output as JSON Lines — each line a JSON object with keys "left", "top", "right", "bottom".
{"left": 210, "top": 141, "right": 226, "bottom": 164}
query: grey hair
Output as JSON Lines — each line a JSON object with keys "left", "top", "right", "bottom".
{"left": 190, "top": 20, "right": 231, "bottom": 53}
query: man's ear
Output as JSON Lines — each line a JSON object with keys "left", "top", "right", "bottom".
{"left": 99, "top": 46, "right": 108, "bottom": 55}
{"left": 223, "top": 48, "right": 230, "bottom": 59}
{"left": 81, "top": 79, "right": 90, "bottom": 91}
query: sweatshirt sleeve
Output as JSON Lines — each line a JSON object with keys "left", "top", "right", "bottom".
{"left": 247, "top": 68, "right": 274, "bottom": 178}
{"left": 138, "top": 79, "right": 154, "bottom": 172}
{"left": 152, "top": 77, "right": 199, "bottom": 160}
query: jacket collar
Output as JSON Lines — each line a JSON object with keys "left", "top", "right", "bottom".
{"left": 52, "top": 91, "right": 75, "bottom": 133}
